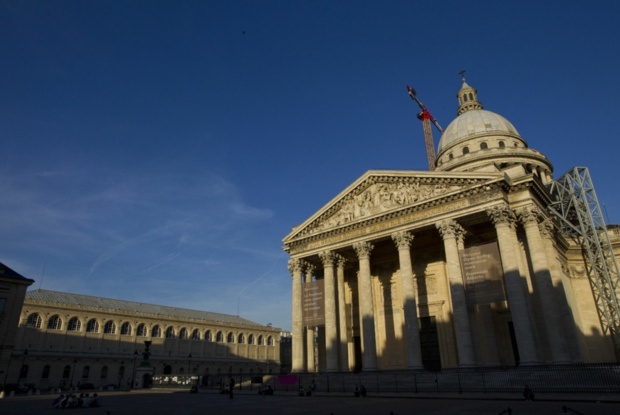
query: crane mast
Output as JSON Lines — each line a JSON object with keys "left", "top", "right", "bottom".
{"left": 407, "top": 85, "right": 443, "bottom": 171}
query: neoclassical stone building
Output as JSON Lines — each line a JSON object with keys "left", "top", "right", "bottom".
{"left": 283, "top": 79, "right": 620, "bottom": 372}
{"left": 5, "top": 289, "right": 280, "bottom": 390}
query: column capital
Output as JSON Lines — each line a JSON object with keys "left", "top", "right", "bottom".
{"left": 391, "top": 230, "right": 414, "bottom": 249}
{"left": 336, "top": 254, "right": 347, "bottom": 268}
{"left": 436, "top": 219, "right": 465, "bottom": 241}
{"left": 287, "top": 258, "right": 304, "bottom": 275}
{"left": 353, "top": 241, "right": 374, "bottom": 259}
{"left": 318, "top": 251, "right": 336, "bottom": 267}
{"left": 487, "top": 204, "right": 517, "bottom": 228}
{"left": 539, "top": 218, "right": 556, "bottom": 239}
{"left": 517, "top": 205, "right": 544, "bottom": 226}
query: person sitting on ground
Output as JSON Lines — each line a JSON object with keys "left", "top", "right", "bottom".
{"left": 90, "top": 393, "right": 100, "bottom": 407}
{"left": 52, "top": 394, "right": 65, "bottom": 408}
{"left": 82, "top": 393, "right": 91, "bottom": 407}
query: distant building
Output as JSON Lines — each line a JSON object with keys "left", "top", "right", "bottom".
{"left": 279, "top": 331, "right": 292, "bottom": 373}
{"left": 0, "top": 263, "right": 34, "bottom": 386}
{"left": 283, "top": 79, "right": 620, "bottom": 372}
{"left": 3, "top": 287, "right": 281, "bottom": 390}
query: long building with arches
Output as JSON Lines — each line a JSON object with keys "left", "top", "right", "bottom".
{"left": 4, "top": 288, "right": 280, "bottom": 390}
{"left": 283, "top": 78, "right": 620, "bottom": 372}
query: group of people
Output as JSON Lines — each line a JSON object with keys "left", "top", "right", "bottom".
{"left": 353, "top": 384, "right": 367, "bottom": 397}
{"left": 298, "top": 380, "right": 316, "bottom": 396}
{"left": 52, "top": 392, "right": 100, "bottom": 408}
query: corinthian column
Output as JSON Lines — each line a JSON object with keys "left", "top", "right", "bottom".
{"left": 518, "top": 206, "right": 570, "bottom": 363}
{"left": 353, "top": 241, "right": 378, "bottom": 371}
{"left": 336, "top": 255, "right": 350, "bottom": 371}
{"left": 319, "top": 251, "right": 339, "bottom": 372}
{"left": 305, "top": 263, "right": 316, "bottom": 372}
{"left": 391, "top": 231, "right": 424, "bottom": 369}
{"left": 487, "top": 204, "right": 538, "bottom": 365}
{"left": 436, "top": 219, "right": 475, "bottom": 367}
{"left": 288, "top": 258, "right": 306, "bottom": 372}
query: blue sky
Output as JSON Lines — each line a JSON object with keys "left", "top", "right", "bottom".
{"left": 2, "top": 1, "right": 619, "bottom": 331}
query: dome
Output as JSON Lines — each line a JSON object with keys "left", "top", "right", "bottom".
{"left": 437, "top": 109, "right": 522, "bottom": 155}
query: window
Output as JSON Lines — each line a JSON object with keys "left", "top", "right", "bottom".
{"left": 100, "top": 366, "right": 108, "bottom": 379}
{"left": 191, "top": 329, "right": 200, "bottom": 340}
{"left": 463, "top": 94, "right": 468, "bottom": 102}
{"left": 118, "top": 365, "right": 125, "bottom": 379}
{"left": 67, "top": 317, "right": 81, "bottom": 332}
{"left": 480, "top": 142, "right": 488, "bottom": 150}
{"left": 227, "top": 332, "right": 234, "bottom": 343}
{"left": 104, "top": 321, "right": 116, "bottom": 334}
{"left": 267, "top": 336, "right": 273, "bottom": 346}
{"left": 82, "top": 366, "right": 90, "bottom": 379}
{"left": 179, "top": 328, "right": 188, "bottom": 340}
{"left": 42, "top": 365, "right": 51, "bottom": 379}
{"left": 462, "top": 147, "right": 469, "bottom": 155}
{"left": 137, "top": 324, "right": 147, "bottom": 337}
{"left": 216, "top": 331, "right": 223, "bottom": 342}
{"left": 248, "top": 334, "right": 255, "bottom": 345}
{"left": 499, "top": 140, "right": 505, "bottom": 148}
{"left": 0, "top": 297, "right": 6, "bottom": 314}
{"left": 47, "top": 315, "right": 62, "bottom": 330}
{"left": 26, "top": 313, "right": 42, "bottom": 329}
{"left": 86, "top": 319, "right": 99, "bottom": 333}
{"left": 238, "top": 333, "right": 245, "bottom": 344}
{"left": 120, "top": 322, "right": 132, "bottom": 336}
{"left": 258, "top": 335, "right": 264, "bottom": 346}
{"left": 205, "top": 330, "right": 212, "bottom": 342}
{"left": 62, "top": 365, "right": 71, "bottom": 379}
{"left": 152, "top": 325, "right": 162, "bottom": 338}
{"left": 165, "top": 327, "right": 175, "bottom": 339}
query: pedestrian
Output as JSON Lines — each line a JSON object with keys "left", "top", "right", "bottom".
{"left": 522, "top": 384, "right": 534, "bottom": 401}
{"left": 359, "top": 384, "right": 367, "bottom": 397}
{"left": 229, "top": 377, "right": 234, "bottom": 399}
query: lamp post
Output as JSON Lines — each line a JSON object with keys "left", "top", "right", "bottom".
{"left": 131, "top": 350, "right": 138, "bottom": 389}
{"left": 15, "top": 349, "right": 28, "bottom": 384}
{"left": 118, "top": 361, "right": 125, "bottom": 388}
{"left": 69, "top": 359, "right": 77, "bottom": 389}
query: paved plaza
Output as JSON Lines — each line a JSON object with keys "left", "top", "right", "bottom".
{"left": 1, "top": 389, "right": 619, "bottom": 415}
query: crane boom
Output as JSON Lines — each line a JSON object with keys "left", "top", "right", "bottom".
{"left": 407, "top": 85, "right": 443, "bottom": 171}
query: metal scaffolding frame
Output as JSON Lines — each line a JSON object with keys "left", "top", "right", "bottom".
{"left": 548, "top": 167, "right": 620, "bottom": 355}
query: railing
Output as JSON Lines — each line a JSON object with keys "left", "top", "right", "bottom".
{"left": 150, "top": 364, "right": 620, "bottom": 395}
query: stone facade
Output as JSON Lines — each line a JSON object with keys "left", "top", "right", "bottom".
{"left": 283, "top": 79, "right": 619, "bottom": 372}
{"left": 5, "top": 289, "right": 280, "bottom": 390}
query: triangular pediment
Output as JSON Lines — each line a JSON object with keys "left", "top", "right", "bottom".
{"left": 283, "top": 170, "right": 504, "bottom": 243}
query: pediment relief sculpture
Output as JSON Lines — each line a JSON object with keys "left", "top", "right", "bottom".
{"left": 305, "top": 179, "right": 465, "bottom": 235}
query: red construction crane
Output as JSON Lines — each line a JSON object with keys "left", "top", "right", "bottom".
{"left": 406, "top": 85, "right": 444, "bottom": 171}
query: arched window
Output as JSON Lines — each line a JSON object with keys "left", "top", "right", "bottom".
{"left": 42, "top": 365, "right": 51, "bottom": 379}
{"left": 118, "top": 365, "right": 125, "bottom": 379}
{"left": 152, "top": 325, "right": 162, "bottom": 338}
{"left": 238, "top": 333, "right": 245, "bottom": 344}
{"left": 120, "top": 322, "right": 132, "bottom": 336}
{"left": 448, "top": 153, "right": 453, "bottom": 161}
{"left": 165, "top": 327, "right": 175, "bottom": 339}
{"left": 267, "top": 336, "right": 273, "bottom": 346}
{"left": 82, "top": 365, "right": 90, "bottom": 378}
{"left": 463, "top": 94, "right": 468, "bottom": 102}
{"left": 499, "top": 140, "right": 505, "bottom": 148}
{"left": 205, "top": 330, "right": 212, "bottom": 342}
{"left": 67, "top": 317, "right": 81, "bottom": 332}
{"left": 480, "top": 142, "right": 488, "bottom": 150}
{"left": 103, "top": 321, "right": 116, "bottom": 334}
{"left": 179, "top": 328, "right": 188, "bottom": 340}
{"left": 62, "top": 365, "right": 71, "bottom": 379}
{"left": 26, "top": 313, "right": 42, "bottom": 329}
{"left": 258, "top": 335, "right": 264, "bottom": 345}
{"left": 462, "top": 147, "right": 469, "bottom": 155}
{"left": 47, "top": 315, "right": 62, "bottom": 330}
{"left": 216, "top": 331, "right": 223, "bottom": 342}
{"left": 469, "top": 92, "right": 473, "bottom": 100}
{"left": 86, "top": 319, "right": 99, "bottom": 333}
{"left": 101, "top": 366, "right": 108, "bottom": 379}
{"left": 137, "top": 323, "right": 147, "bottom": 337}
{"left": 191, "top": 329, "right": 200, "bottom": 340}
{"left": 227, "top": 332, "right": 234, "bottom": 343}
{"left": 248, "top": 334, "right": 255, "bottom": 345}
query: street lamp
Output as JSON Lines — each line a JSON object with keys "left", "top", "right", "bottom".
{"left": 118, "top": 361, "right": 125, "bottom": 388}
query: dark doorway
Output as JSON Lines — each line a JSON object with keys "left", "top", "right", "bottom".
{"left": 507, "top": 321, "right": 520, "bottom": 365}
{"left": 419, "top": 316, "right": 441, "bottom": 371}
{"left": 352, "top": 336, "right": 362, "bottom": 372}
